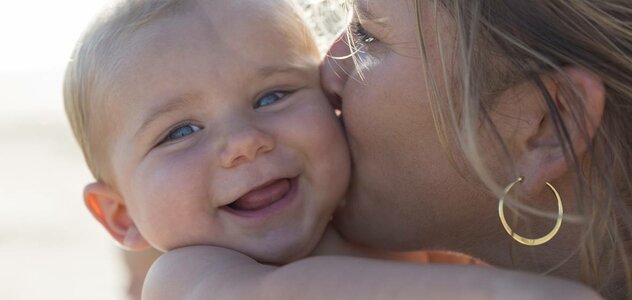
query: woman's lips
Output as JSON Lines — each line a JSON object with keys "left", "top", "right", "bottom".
{"left": 229, "top": 179, "right": 290, "bottom": 211}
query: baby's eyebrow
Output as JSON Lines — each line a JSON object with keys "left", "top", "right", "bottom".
{"left": 135, "top": 95, "right": 199, "bottom": 138}
{"left": 257, "top": 62, "right": 314, "bottom": 78}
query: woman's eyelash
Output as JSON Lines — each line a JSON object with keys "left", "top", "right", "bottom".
{"left": 349, "top": 21, "right": 376, "bottom": 45}
{"left": 347, "top": 21, "right": 380, "bottom": 72}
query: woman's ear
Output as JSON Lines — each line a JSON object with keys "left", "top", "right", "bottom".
{"left": 514, "top": 66, "right": 605, "bottom": 194}
{"left": 84, "top": 182, "right": 150, "bottom": 251}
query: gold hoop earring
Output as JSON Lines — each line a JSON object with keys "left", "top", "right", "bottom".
{"left": 498, "top": 176, "right": 563, "bottom": 246}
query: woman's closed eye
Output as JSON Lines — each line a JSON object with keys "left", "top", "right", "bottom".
{"left": 158, "top": 123, "right": 202, "bottom": 146}
{"left": 350, "top": 21, "right": 377, "bottom": 46}
{"left": 348, "top": 20, "right": 381, "bottom": 71}
{"left": 253, "top": 91, "right": 290, "bottom": 109}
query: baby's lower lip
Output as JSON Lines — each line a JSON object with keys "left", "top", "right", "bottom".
{"left": 231, "top": 179, "right": 290, "bottom": 211}
{"left": 222, "top": 177, "right": 298, "bottom": 219}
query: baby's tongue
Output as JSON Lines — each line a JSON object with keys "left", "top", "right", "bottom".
{"left": 231, "top": 179, "right": 290, "bottom": 211}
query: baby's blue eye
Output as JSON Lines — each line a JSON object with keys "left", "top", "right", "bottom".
{"left": 254, "top": 91, "right": 288, "bottom": 109}
{"left": 160, "top": 124, "right": 201, "bottom": 144}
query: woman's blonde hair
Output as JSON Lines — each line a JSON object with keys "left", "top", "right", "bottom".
{"left": 411, "top": 0, "right": 631, "bottom": 297}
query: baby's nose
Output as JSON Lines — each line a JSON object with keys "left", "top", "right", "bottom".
{"left": 219, "top": 125, "right": 275, "bottom": 169}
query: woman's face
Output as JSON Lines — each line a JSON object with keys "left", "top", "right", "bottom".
{"left": 322, "top": 0, "right": 496, "bottom": 250}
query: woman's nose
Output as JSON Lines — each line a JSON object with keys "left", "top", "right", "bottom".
{"left": 320, "top": 33, "right": 353, "bottom": 110}
{"left": 219, "top": 125, "right": 275, "bottom": 169}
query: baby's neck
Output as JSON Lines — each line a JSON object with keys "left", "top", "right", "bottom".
{"left": 308, "top": 225, "right": 357, "bottom": 257}
{"left": 309, "top": 225, "right": 433, "bottom": 264}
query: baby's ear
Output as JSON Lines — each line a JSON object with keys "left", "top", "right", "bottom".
{"left": 84, "top": 182, "right": 150, "bottom": 251}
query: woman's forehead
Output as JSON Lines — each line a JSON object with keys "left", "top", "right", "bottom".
{"left": 352, "top": 0, "right": 422, "bottom": 24}
{"left": 353, "top": 0, "right": 388, "bottom": 18}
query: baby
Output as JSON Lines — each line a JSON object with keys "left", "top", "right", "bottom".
{"left": 66, "top": 0, "right": 349, "bottom": 264}
{"left": 64, "top": 0, "right": 597, "bottom": 299}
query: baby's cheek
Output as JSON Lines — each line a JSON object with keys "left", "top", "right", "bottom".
{"left": 298, "top": 102, "right": 351, "bottom": 190}
{"left": 129, "top": 151, "right": 209, "bottom": 242}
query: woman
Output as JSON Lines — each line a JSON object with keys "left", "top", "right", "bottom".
{"left": 322, "top": 0, "right": 631, "bottom": 298}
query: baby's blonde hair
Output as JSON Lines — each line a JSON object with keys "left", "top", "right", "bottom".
{"left": 64, "top": 0, "right": 194, "bottom": 181}
{"left": 64, "top": 0, "right": 319, "bottom": 181}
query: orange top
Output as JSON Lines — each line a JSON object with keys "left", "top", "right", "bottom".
{"left": 422, "top": 251, "right": 488, "bottom": 266}
{"left": 389, "top": 250, "right": 488, "bottom": 266}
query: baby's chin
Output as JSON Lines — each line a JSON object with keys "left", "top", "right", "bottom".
{"left": 244, "top": 228, "right": 326, "bottom": 265}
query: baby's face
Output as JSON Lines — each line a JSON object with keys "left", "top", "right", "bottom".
{"left": 103, "top": 0, "right": 349, "bottom": 263}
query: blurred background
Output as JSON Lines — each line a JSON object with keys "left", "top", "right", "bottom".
{"left": 0, "top": 1, "right": 345, "bottom": 299}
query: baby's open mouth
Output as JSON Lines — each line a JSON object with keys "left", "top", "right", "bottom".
{"left": 228, "top": 178, "right": 291, "bottom": 211}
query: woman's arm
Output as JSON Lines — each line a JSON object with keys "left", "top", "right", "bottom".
{"left": 142, "top": 245, "right": 602, "bottom": 300}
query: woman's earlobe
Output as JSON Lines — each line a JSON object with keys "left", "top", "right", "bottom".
{"left": 84, "top": 182, "right": 150, "bottom": 251}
